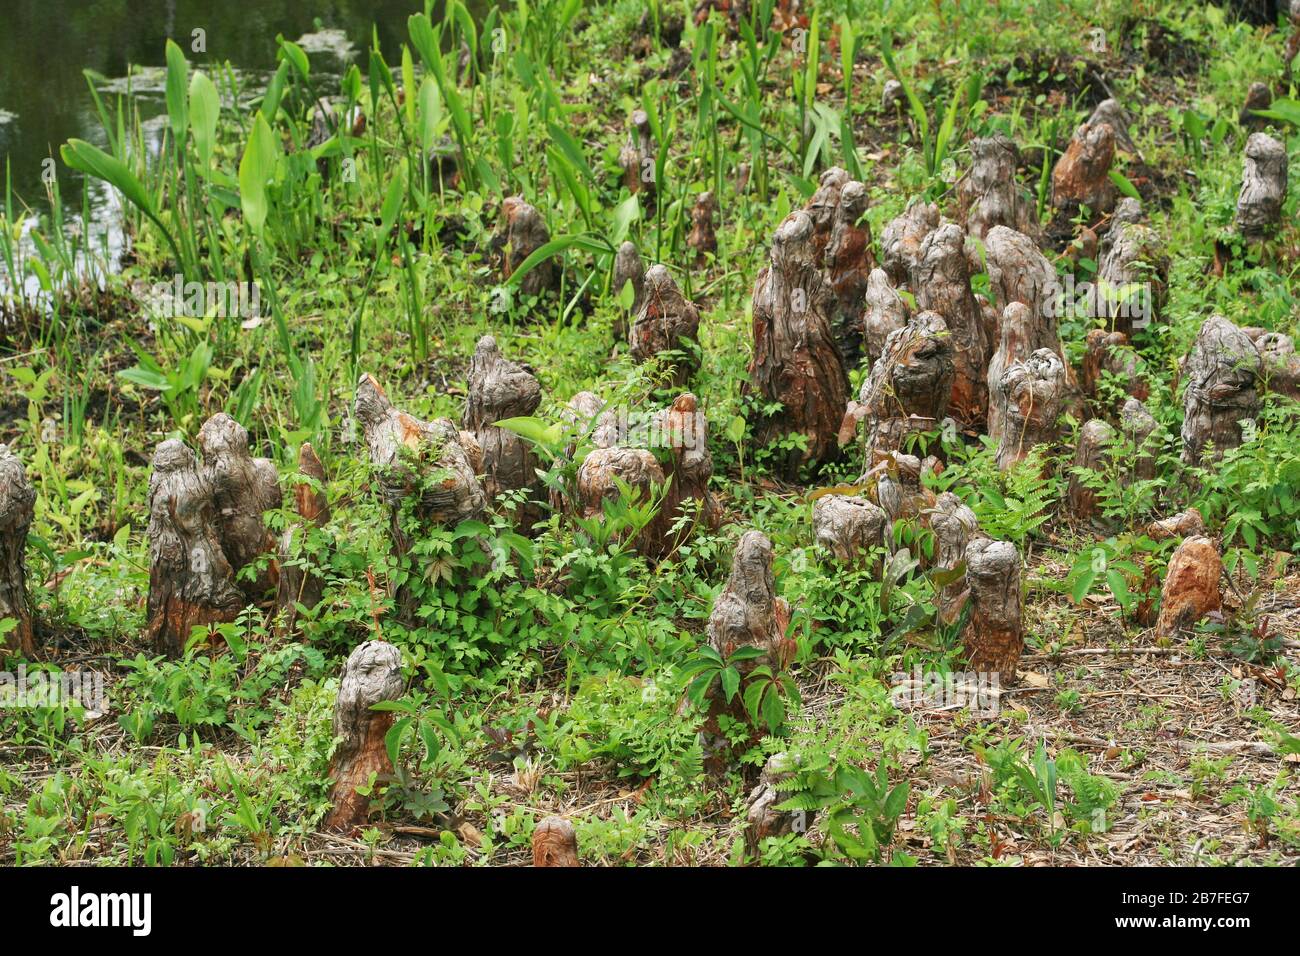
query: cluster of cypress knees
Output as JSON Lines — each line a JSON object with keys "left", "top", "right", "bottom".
{"left": 1, "top": 81, "right": 1294, "bottom": 856}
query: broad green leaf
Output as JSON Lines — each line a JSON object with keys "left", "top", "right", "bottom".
{"left": 189, "top": 72, "right": 220, "bottom": 167}
{"left": 164, "top": 39, "right": 189, "bottom": 145}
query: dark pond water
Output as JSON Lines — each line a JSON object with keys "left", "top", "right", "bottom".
{"left": 0, "top": 0, "right": 450, "bottom": 210}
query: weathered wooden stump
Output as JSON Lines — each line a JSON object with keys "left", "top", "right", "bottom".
{"left": 854, "top": 310, "right": 954, "bottom": 459}
{"left": 804, "top": 166, "right": 851, "bottom": 263}
{"left": 914, "top": 222, "right": 988, "bottom": 426}
{"left": 1068, "top": 419, "right": 1116, "bottom": 521}
{"left": 862, "top": 268, "right": 909, "bottom": 367}
{"left": 1096, "top": 198, "right": 1168, "bottom": 336}
{"left": 1239, "top": 82, "right": 1273, "bottom": 132}
{"left": 1147, "top": 507, "right": 1206, "bottom": 542}
{"left": 744, "top": 752, "right": 803, "bottom": 856}
{"left": 0, "top": 446, "right": 36, "bottom": 656}
{"left": 687, "top": 190, "right": 718, "bottom": 263}
{"left": 962, "top": 539, "right": 1023, "bottom": 682}
{"left": 1180, "top": 315, "right": 1261, "bottom": 465}
{"left": 1052, "top": 120, "right": 1117, "bottom": 215}
{"left": 532, "top": 815, "right": 579, "bottom": 866}
{"left": 880, "top": 201, "right": 939, "bottom": 286}
{"left": 629, "top": 264, "right": 701, "bottom": 388}
{"left": 645, "top": 392, "right": 721, "bottom": 557}
{"left": 745, "top": 211, "right": 849, "bottom": 477}
{"left": 982, "top": 226, "right": 1067, "bottom": 365}
{"left": 325, "top": 640, "right": 405, "bottom": 831}
{"left": 823, "top": 180, "right": 875, "bottom": 367}
{"left": 1236, "top": 133, "right": 1286, "bottom": 239}
{"left": 612, "top": 241, "right": 645, "bottom": 341}
{"left": 495, "top": 196, "right": 558, "bottom": 296}
{"left": 465, "top": 335, "right": 543, "bottom": 529}
{"left": 1087, "top": 98, "right": 1137, "bottom": 155}
{"left": 812, "top": 494, "right": 887, "bottom": 565}
{"left": 197, "top": 413, "right": 281, "bottom": 600}
{"left": 619, "top": 109, "right": 656, "bottom": 206}
{"left": 1082, "top": 329, "right": 1148, "bottom": 403}
{"left": 354, "top": 374, "right": 487, "bottom": 613}
{"left": 1155, "top": 536, "right": 1222, "bottom": 640}
{"left": 991, "top": 349, "right": 1068, "bottom": 471}
{"left": 575, "top": 446, "right": 665, "bottom": 545}
{"left": 1121, "top": 397, "right": 1160, "bottom": 482}
{"left": 144, "top": 440, "right": 245, "bottom": 657}
{"left": 1256, "top": 331, "right": 1300, "bottom": 398}
{"left": 930, "top": 491, "right": 978, "bottom": 627}
{"left": 702, "top": 530, "right": 791, "bottom": 774}
{"left": 958, "top": 133, "right": 1038, "bottom": 240}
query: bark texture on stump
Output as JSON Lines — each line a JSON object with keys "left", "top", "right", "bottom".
{"left": 962, "top": 538, "right": 1023, "bottom": 682}
{"left": 612, "top": 241, "right": 645, "bottom": 341}
{"left": 702, "top": 530, "right": 791, "bottom": 774}
{"left": 145, "top": 440, "right": 245, "bottom": 657}
{"left": 812, "top": 494, "right": 887, "bottom": 564}
{"left": 629, "top": 264, "right": 701, "bottom": 388}
{"left": 862, "top": 268, "right": 909, "bottom": 366}
{"left": 1096, "top": 198, "right": 1168, "bottom": 336}
{"left": 991, "top": 348, "right": 1068, "bottom": 471}
{"left": 565, "top": 390, "right": 620, "bottom": 450}
{"left": 746, "top": 211, "right": 849, "bottom": 477}
{"left": 495, "top": 196, "right": 558, "bottom": 296}
{"left": 930, "top": 491, "right": 978, "bottom": 626}
{"left": 1236, "top": 133, "right": 1286, "bottom": 238}
{"left": 1121, "top": 397, "right": 1160, "bottom": 482}
{"left": 1068, "top": 419, "right": 1116, "bottom": 521}
{"left": 355, "top": 374, "right": 487, "bottom": 612}
{"left": 1155, "top": 536, "right": 1222, "bottom": 639}
{"left": 687, "top": 190, "right": 718, "bottom": 263}
{"left": 0, "top": 446, "right": 35, "bottom": 656}
{"left": 914, "top": 222, "right": 988, "bottom": 426}
{"left": 823, "top": 180, "right": 874, "bottom": 368}
{"left": 983, "top": 226, "right": 1066, "bottom": 363}
{"left": 874, "top": 451, "right": 939, "bottom": 524}
{"left": 645, "top": 392, "right": 721, "bottom": 556}
{"left": 958, "top": 134, "right": 1039, "bottom": 240}
{"left": 880, "top": 201, "right": 940, "bottom": 286}
{"left": 197, "top": 413, "right": 281, "bottom": 600}
{"left": 1083, "top": 330, "right": 1148, "bottom": 403}
{"left": 1052, "top": 121, "right": 1117, "bottom": 215}
{"left": 277, "top": 443, "right": 330, "bottom": 633}
{"left": 619, "top": 109, "right": 656, "bottom": 206}
{"left": 805, "top": 166, "right": 851, "bottom": 263}
{"left": 1257, "top": 331, "right": 1300, "bottom": 399}
{"left": 1180, "top": 315, "right": 1261, "bottom": 465}
{"left": 1147, "top": 507, "right": 1206, "bottom": 542}
{"left": 855, "top": 310, "right": 954, "bottom": 458}
{"left": 532, "top": 816, "right": 579, "bottom": 867}
{"left": 464, "top": 336, "right": 543, "bottom": 525}
{"left": 744, "top": 752, "right": 801, "bottom": 855}
{"left": 325, "top": 640, "right": 405, "bottom": 831}
{"left": 575, "top": 446, "right": 665, "bottom": 539}
{"left": 987, "top": 302, "right": 1034, "bottom": 443}
{"left": 1088, "top": 99, "right": 1136, "bottom": 154}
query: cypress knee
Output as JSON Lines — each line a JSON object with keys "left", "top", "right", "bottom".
{"left": 1180, "top": 315, "right": 1261, "bottom": 465}
{"left": 1155, "top": 536, "right": 1222, "bottom": 640}
{"left": 325, "top": 640, "right": 405, "bottom": 831}
{"left": 962, "top": 538, "right": 1023, "bottom": 682}
{"left": 630, "top": 264, "right": 701, "bottom": 388}
{"left": 745, "top": 211, "right": 849, "bottom": 477}
{"left": 0, "top": 446, "right": 36, "bottom": 656}
{"left": 144, "top": 440, "right": 245, "bottom": 657}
